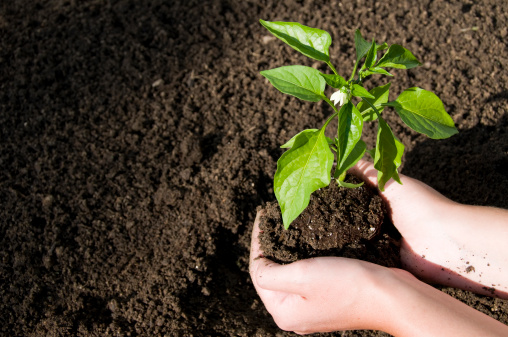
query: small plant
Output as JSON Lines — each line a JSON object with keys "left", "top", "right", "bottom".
{"left": 260, "top": 20, "right": 458, "bottom": 229}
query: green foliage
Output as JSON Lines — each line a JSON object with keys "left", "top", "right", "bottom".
{"left": 260, "top": 66, "right": 326, "bottom": 102}
{"left": 363, "top": 39, "right": 378, "bottom": 70}
{"left": 374, "top": 117, "right": 404, "bottom": 191}
{"left": 274, "top": 129, "right": 334, "bottom": 229}
{"left": 335, "top": 139, "right": 367, "bottom": 182}
{"left": 386, "top": 87, "right": 458, "bottom": 139}
{"left": 260, "top": 20, "right": 458, "bottom": 228}
{"left": 376, "top": 44, "right": 421, "bottom": 69}
{"left": 351, "top": 84, "right": 375, "bottom": 99}
{"left": 362, "top": 67, "right": 393, "bottom": 77}
{"left": 280, "top": 129, "right": 319, "bottom": 149}
{"left": 320, "top": 74, "right": 347, "bottom": 89}
{"left": 354, "top": 30, "right": 372, "bottom": 63}
{"left": 280, "top": 129, "right": 335, "bottom": 149}
{"left": 357, "top": 83, "right": 391, "bottom": 121}
{"left": 335, "top": 102, "right": 364, "bottom": 180}
{"left": 260, "top": 20, "right": 332, "bottom": 63}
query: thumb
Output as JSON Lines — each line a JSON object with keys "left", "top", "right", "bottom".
{"left": 252, "top": 258, "right": 317, "bottom": 295}
{"left": 349, "top": 159, "right": 408, "bottom": 198}
{"left": 348, "top": 159, "right": 379, "bottom": 188}
{"left": 249, "top": 211, "right": 309, "bottom": 295}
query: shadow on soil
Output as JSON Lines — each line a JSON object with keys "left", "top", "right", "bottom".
{"left": 403, "top": 114, "right": 508, "bottom": 209}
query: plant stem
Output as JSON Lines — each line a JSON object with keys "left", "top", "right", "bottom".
{"left": 326, "top": 61, "right": 339, "bottom": 75}
{"left": 323, "top": 96, "right": 338, "bottom": 112}
{"left": 321, "top": 96, "right": 339, "bottom": 130}
{"left": 361, "top": 97, "right": 382, "bottom": 118}
{"left": 321, "top": 111, "right": 339, "bottom": 130}
{"left": 349, "top": 59, "right": 360, "bottom": 82}
{"left": 357, "top": 70, "right": 365, "bottom": 85}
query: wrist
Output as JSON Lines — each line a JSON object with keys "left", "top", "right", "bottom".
{"left": 364, "top": 267, "right": 417, "bottom": 335}
{"left": 347, "top": 264, "right": 410, "bottom": 333}
{"left": 378, "top": 268, "right": 425, "bottom": 336}
{"left": 377, "top": 267, "right": 508, "bottom": 337}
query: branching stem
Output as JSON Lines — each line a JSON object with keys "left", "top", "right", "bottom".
{"left": 349, "top": 59, "right": 360, "bottom": 82}
{"left": 321, "top": 96, "right": 339, "bottom": 130}
{"left": 361, "top": 97, "right": 382, "bottom": 119}
{"left": 326, "top": 61, "right": 339, "bottom": 76}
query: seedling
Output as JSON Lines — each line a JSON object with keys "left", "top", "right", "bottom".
{"left": 260, "top": 20, "right": 458, "bottom": 229}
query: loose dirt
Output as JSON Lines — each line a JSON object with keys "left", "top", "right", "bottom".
{"left": 259, "top": 175, "right": 400, "bottom": 268}
{"left": 1, "top": 0, "right": 507, "bottom": 336}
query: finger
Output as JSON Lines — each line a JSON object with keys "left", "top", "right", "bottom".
{"left": 253, "top": 258, "right": 315, "bottom": 295}
{"left": 348, "top": 159, "right": 378, "bottom": 187}
{"left": 249, "top": 210, "right": 277, "bottom": 286}
{"left": 249, "top": 211, "right": 309, "bottom": 295}
{"left": 350, "top": 159, "right": 410, "bottom": 196}
{"left": 249, "top": 210, "right": 264, "bottom": 266}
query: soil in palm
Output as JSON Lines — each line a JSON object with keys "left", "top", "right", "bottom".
{"left": 259, "top": 175, "right": 400, "bottom": 267}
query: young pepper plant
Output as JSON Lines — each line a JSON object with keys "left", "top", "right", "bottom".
{"left": 259, "top": 20, "right": 458, "bottom": 229}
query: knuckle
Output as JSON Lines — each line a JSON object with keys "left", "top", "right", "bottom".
{"left": 291, "top": 259, "right": 312, "bottom": 277}
{"left": 270, "top": 302, "right": 305, "bottom": 333}
{"left": 256, "top": 274, "right": 269, "bottom": 289}
{"left": 255, "top": 261, "right": 277, "bottom": 289}
{"left": 273, "top": 316, "right": 299, "bottom": 332}
{"left": 255, "top": 267, "right": 270, "bottom": 289}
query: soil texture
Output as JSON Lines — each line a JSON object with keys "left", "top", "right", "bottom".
{"left": 259, "top": 175, "right": 400, "bottom": 268}
{"left": 1, "top": 0, "right": 508, "bottom": 336}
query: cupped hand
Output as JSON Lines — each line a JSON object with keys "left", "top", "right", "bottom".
{"left": 350, "top": 159, "right": 508, "bottom": 298}
{"left": 350, "top": 159, "right": 464, "bottom": 285}
{"left": 350, "top": 159, "right": 457, "bottom": 244}
{"left": 249, "top": 211, "right": 394, "bottom": 334}
{"left": 250, "top": 209, "right": 508, "bottom": 336}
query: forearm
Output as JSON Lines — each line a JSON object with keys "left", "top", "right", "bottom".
{"left": 401, "top": 203, "right": 508, "bottom": 298}
{"left": 446, "top": 204, "right": 508, "bottom": 297}
{"left": 380, "top": 269, "right": 508, "bottom": 337}
{"left": 449, "top": 204, "right": 508, "bottom": 259}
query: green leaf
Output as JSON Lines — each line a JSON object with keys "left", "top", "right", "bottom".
{"left": 320, "top": 73, "right": 347, "bottom": 89}
{"left": 274, "top": 129, "right": 334, "bottom": 228}
{"left": 357, "top": 83, "right": 391, "bottom": 121}
{"left": 281, "top": 129, "right": 318, "bottom": 148}
{"left": 336, "top": 102, "right": 364, "bottom": 175}
{"left": 366, "top": 147, "right": 376, "bottom": 159}
{"left": 364, "top": 39, "right": 377, "bottom": 69}
{"left": 334, "top": 139, "right": 366, "bottom": 180}
{"left": 376, "top": 42, "right": 388, "bottom": 52}
{"left": 282, "top": 129, "right": 335, "bottom": 151}
{"left": 362, "top": 67, "right": 393, "bottom": 77}
{"left": 354, "top": 30, "right": 387, "bottom": 63}
{"left": 374, "top": 117, "right": 404, "bottom": 191}
{"left": 376, "top": 44, "right": 421, "bottom": 69}
{"left": 260, "top": 20, "right": 332, "bottom": 63}
{"left": 386, "top": 87, "right": 458, "bottom": 139}
{"left": 261, "top": 65, "right": 326, "bottom": 102}
{"left": 337, "top": 179, "right": 364, "bottom": 188}
{"left": 354, "top": 30, "right": 372, "bottom": 63}
{"left": 351, "top": 84, "right": 375, "bottom": 99}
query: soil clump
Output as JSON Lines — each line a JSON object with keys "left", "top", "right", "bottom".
{"left": 259, "top": 175, "right": 400, "bottom": 267}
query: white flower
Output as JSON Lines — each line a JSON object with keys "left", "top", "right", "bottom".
{"left": 330, "top": 90, "right": 348, "bottom": 106}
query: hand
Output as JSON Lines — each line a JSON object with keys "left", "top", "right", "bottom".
{"left": 250, "top": 206, "right": 508, "bottom": 336}
{"left": 350, "top": 159, "right": 508, "bottom": 299}
{"left": 250, "top": 161, "right": 508, "bottom": 334}
{"left": 249, "top": 211, "right": 394, "bottom": 334}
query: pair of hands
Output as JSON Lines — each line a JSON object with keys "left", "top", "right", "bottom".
{"left": 249, "top": 160, "right": 508, "bottom": 335}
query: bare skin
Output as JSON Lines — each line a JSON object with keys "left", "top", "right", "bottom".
{"left": 351, "top": 160, "right": 508, "bottom": 298}
{"left": 249, "top": 160, "right": 508, "bottom": 335}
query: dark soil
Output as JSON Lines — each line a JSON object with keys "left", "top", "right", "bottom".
{"left": 1, "top": 0, "right": 507, "bottom": 336}
{"left": 259, "top": 175, "right": 400, "bottom": 268}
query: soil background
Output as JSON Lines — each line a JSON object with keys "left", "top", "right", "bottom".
{"left": 1, "top": 0, "right": 507, "bottom": 336}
